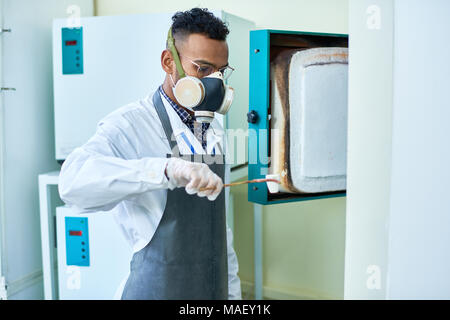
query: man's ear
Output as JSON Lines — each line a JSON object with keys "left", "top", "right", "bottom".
{"left": 161, "top": 49, "right": 174, "bottom": 74}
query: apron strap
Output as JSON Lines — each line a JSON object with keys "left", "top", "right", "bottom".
{"left": 152, "top": 89, "right": 178, "bottom": 152}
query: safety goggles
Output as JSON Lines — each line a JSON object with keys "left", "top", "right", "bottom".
{"left": 188, "top": 59, "right": 235, "bottom": 80}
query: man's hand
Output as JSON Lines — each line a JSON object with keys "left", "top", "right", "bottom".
{"left": 165, "top": 157, "right": 223, "bottom": 201}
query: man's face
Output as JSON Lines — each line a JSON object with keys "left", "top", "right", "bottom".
{"left": 174, "top": 33, "right": 229, "bottom": 81}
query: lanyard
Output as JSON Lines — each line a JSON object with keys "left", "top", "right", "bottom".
{"left": 180, "top": 132, "right": 216, "bottom": 155}
{"left": 180, "top": 132, "right": 196, "bottom": 154}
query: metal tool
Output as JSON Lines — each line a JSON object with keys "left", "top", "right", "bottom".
{"left": 199, "top": 178, "right": 280, "bottom": 192}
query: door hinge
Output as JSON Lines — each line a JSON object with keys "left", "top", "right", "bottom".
{"left": 1, "top": 29, "right": 11, "bottom": 34}
{"left": 1, "top": 88, "right": 16, "bottom": 91}
{"left": 0, "top": 276, "right": 7, "bottom": 300}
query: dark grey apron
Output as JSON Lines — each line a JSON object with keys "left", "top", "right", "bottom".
{"left": 121, "top": 91, "right": 228, "bottom": 300}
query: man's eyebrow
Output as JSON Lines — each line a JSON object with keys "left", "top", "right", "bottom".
{"left": 193, "top": 59, "right": 229, "bottom": 69}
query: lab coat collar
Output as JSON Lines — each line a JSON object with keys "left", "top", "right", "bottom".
{"left": 155, "top": 90, "right": 225, "bottom": 155}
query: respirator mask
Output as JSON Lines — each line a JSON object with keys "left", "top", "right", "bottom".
{"left": 167, "top": 28, "right": 234, "bottom": 123}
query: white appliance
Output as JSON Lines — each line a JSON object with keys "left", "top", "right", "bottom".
{"left": 52, "top": 12, "right": 254, "bottom": 161}
{"left": 2, "top": 0, "right": 93, "bottom": 300}
{"left": 56, "top": 205, "right": 132, "bottom": 299}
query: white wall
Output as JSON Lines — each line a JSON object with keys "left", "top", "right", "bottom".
{"left": 345, "top": 0, "right": 394, "bottom": 299}
{"left": 95, "top": 0, "right": 348, "bottom": 33}
{"left": 346, "top": 0, "right": 450, "bottom": 299}
{"left": 386, "top": 0, "right": 450, "bottom": 299}
{"left": 0, "top": 0, "right": 4, "bottom": 291}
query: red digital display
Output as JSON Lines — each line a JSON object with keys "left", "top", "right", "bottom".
{"left": 65, "top": 40, "right": 77, "bottom": 46}
{"left": 69, "top": 230, "right": 82, "bottom": 236}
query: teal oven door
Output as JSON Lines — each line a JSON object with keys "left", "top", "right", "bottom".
{"left": 248, "top": 29, "right": 348, "bottom": 205}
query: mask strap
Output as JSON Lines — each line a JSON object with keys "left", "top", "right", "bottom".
{"left": 169, "top": 74, "right": 176, "bottom": 87}
{"left": 167, "top": 27, "right": 186, "bottom": 79}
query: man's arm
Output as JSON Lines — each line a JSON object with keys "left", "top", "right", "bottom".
{"left": 59, "top": 123, "right": 170, "bottom": 211}
{"left": 59, "top": 118, "right": 223, "bottom": 211}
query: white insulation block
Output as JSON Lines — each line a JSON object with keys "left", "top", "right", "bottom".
{"left": 270, "top": 47, "right": 348, "bottom": 193}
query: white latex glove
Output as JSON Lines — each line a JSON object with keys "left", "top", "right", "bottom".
{"left": 165, "top": 157, "right": 223, "bottom": 201}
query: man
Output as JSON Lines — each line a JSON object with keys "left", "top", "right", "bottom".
{"left": 59, "top": 8, "right": 241, "bottom": 300}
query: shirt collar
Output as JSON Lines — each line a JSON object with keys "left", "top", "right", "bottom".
{"left": 159, "top": 86, "right": 194, "bottom": 126}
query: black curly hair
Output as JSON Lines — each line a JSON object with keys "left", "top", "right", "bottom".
{"left": 170, "top": 8, "right": 230, "bottom": 44}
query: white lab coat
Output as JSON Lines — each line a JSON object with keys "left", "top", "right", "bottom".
{"left": 59, "top": 89, "right": 242, "bottom": 300}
